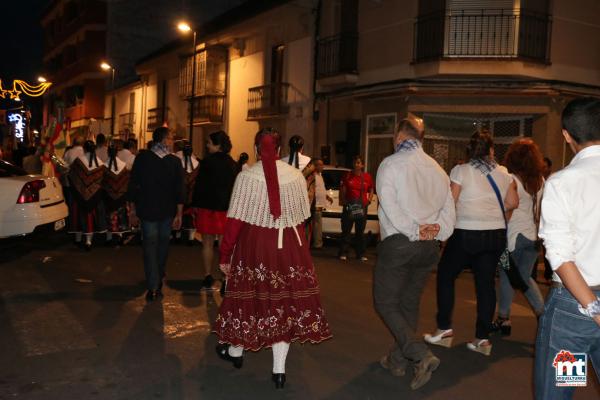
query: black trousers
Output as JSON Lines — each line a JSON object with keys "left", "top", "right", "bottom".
{"left": 435, "top": 228, "right": 506, "bottom": 339}
{"left": 338, "top": 208, "right": 367, "bottom": 258}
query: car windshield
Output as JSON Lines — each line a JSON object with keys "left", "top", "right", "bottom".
{"left": 0, "top": 160, "right": 27, "bottom": 177}
{"left": 322, "top": 169, "right": 348, "bottom": 191}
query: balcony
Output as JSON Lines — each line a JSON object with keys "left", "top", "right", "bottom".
{"left": 147, "top": 107, "right": 167, "bottom": 131}
{"left": 119, "top": 113, "right": 135, "bottom": 132}
{"left": 317, "top": 33, "right": 359, "bottom": 87}
{"left": 247, "top": 83, "right": 290, "bottom": 120}
{"left": 413, "top": 9, "right": 552, "bottom": 63}
{"left": 188, "top": 95, "right": 224, "bottom": 125}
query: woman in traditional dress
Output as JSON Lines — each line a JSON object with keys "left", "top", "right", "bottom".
{"left": 68, "top": 140, "right": 107, "bottom": 250}
{"left": 191, "top": 131, "right": 238, "bottom": 289}
{"left": 103, "top": 144, "right": 131, "bottom": 244}
{"left": 174, "top": 140, "right": 200, "bottom": 244}
{"left": 214, "top": 128, "right": 332, "bottom": 389}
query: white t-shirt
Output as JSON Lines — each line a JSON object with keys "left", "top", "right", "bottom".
{"left": 450, "top": 163, "right": 513, "bottom": 230}
{"left": 281, "top": 153, "right": 311, "bottom": 171}
{"left": 117, "top": 149, "right": 136, "bottom": 170}
{"left": 507, "top": 175, "right": 542, "bottom": 251}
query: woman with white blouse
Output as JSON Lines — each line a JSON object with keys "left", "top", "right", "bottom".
{"left": 424, "top": 130, "right": 518, "bottom": 356}
{"left": 492, "top": 139, "right": 545, "bottom": 335}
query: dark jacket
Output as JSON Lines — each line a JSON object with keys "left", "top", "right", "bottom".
{"left": 192, "top": 152, "right": 238, "bottom": 211}
{"left": 127, "top": 151, "right": 184, "bottom": 221}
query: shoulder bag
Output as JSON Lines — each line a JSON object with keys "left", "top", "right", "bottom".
{"left": 346, "top": 173, "right": 365, "bottom": 220}
{"left": 486, "top": 173, "right": 529, "bottom": 292}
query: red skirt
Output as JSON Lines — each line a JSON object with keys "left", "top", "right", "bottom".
{"left": 214, "top": 223, "right": 332, "bottom": 351}
{"left": 194, "top": 208, "right": 227, "bottom": 235}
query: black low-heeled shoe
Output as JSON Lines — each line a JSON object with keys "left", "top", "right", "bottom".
{"left": 272, "top": 373, "right": 286, "bottom": 389}
{"left": 216, "top": 344, "right": 243, "bottom": 369}
{"left": 491, "top": 317, "right": 512, "bottom": 336}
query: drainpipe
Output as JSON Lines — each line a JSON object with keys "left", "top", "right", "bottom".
{"left": 311, "top": 0, "right": 322, "bottom": 154}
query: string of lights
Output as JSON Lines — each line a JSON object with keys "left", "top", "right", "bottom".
{"left": 0, "top": 79, "right": 52, "bottom": 100}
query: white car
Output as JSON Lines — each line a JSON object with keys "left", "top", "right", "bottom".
{"left": 320, "top": 166, "right": 379, "bottom": 238}
{"left": 0, "top": 160, "right": 68, "bottom": 238}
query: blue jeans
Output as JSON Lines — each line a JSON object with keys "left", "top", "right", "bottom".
{"left": 534, "top": 287, "right": 600, "bottom": 399}
{"left": 141, "top": 218, "right": 173, "bottom": 291}
{"left": 498, "top": 233, "right": 545, "bottom": 317}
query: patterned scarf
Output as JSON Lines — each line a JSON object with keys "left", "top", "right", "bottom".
{"left": 152, "top": 142, "right": 170, "bottom": 158}
{"left": 469, "top": 157, "right": 497, "bottom": 175}
{"left": 395, "top": 138, "right": 421, "bottom": 153}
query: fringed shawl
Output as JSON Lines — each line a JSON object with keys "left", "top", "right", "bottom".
{"left": 227, "top": 160, "right": 311, "bottom": 229}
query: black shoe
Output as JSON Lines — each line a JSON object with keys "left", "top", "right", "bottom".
{"left": 203, "top": 274, "right": 215, "bottom": 289}
{"left": 272, "top": 373, "right": 286, "bottom": 389}
{"left": 220, "top": 279, "right": 226, "bottom": 296}
{"left": 145, "top": 290, "right": 162, "bottom": 302}
{"left": 84, "top": 242, "right": 92, "bottom": 252}
{"left": 491, "top": 317, "right": 511, "bottom": 336}
{"left": 216, "top": 344, "right": 243, "bottom": 369}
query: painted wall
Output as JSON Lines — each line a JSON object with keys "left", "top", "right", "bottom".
{"left": 226, "top": 51, "right": 263, "bottom": 162}
{"left": 285, "top": 36, "right": 315, "bottom": 157}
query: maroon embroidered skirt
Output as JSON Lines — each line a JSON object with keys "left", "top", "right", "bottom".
{"left": 214, "top": 223, "right": 332, "bottom": 351}
{"left": 194, "top": 208, "right": 227, "bottom": 235}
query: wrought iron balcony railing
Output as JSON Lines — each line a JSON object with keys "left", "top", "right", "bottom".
{"left": 119, "top": 112, "right": 135, "bottom": 131}
{"left": 147, "top": 108, "right": 166, "bottom": 131}
{"left": 189, "top": 94, "right": 224, "bottom": 124}
{"left": 317, "top": 32, "right": 358, "bottom": 78}
{"left": 247, "top": 83, "right": 290, "bottom": 120}
{"left": 413, "top": 9, "right": 551, "bottom": 63}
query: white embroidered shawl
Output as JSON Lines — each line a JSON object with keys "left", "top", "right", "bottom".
{"left": 227, "top": 160, "right": 311, "bottom": 229}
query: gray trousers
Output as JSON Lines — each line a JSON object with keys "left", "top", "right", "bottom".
{"left": 373, "top": 233, "right": 440, "bottom": 366}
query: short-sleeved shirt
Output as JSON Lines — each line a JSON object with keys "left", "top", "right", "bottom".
{"left": 342, "top": 171, "right": 373, "bottom": 207}
{"left": 450, "top": 163, "right": 513, "bottom": 230}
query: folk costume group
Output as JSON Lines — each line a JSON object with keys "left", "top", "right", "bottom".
{"left": 64, "top": 96, "right": 600, "bottom": 395}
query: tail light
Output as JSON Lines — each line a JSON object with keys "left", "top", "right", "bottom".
{"left": 16, "top": 180, "right": 46, "bottom": 204}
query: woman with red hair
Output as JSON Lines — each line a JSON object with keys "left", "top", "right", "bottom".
{"left": 492, "top": 138, "right": 546, "bottom": 334}
{"left": 214, "top": 128, "right": 332, "bottom": 389}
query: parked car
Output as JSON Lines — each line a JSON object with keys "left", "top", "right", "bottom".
{"left": 320, "top": 165, "right": 379, "bottom": 239}
{"left": 0, "top": 160, "right": 68, "bottom": 238}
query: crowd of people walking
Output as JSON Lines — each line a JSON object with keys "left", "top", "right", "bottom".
{"left": 3, "top": 96, "right": 599, "bottom": 398}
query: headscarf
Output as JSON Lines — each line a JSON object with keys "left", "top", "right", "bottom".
{"left": 260, "top": 134, "right": 281, "bottom": 220}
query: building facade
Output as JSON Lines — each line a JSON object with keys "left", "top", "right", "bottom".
{"left": 314, "top": 0, "right": 600, "bottom": 171}
{"left": 117, "top": 0, "right": 318, "bottom": 160}
{"left": 106, "top": 0, "right": 600, "bottom": 170}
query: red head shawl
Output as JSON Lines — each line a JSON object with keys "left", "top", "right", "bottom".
{"left": 260, "top": 134, "right": 281, "bottom": 220}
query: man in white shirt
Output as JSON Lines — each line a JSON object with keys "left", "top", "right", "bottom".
{"left": 374, "top": 116, "right": 455, "bottom": 390}
{"left": 535, "top": 97, "right": 600, "bottom": 399}
{"left": 311, "top": 158, "right": 332, "bottom": 249}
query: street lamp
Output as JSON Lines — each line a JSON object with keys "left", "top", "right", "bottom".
{"left": 100, "top": 62, "right": 116, "bottom": 136}
{"left": 178, "top": 21, "right": 197, "bottom": 143}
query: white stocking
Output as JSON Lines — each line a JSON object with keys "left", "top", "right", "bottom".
{"left": 75, "top": 232, "right": 82, "bottom": 242}
{"left": 272, "top": 341, "right": 290, "bottom": 374}
{"left": 228, "top": 345, "right": 244, "bottom": 357}
{"left": 85, "top": 234, "right": 92, "bottom": 245}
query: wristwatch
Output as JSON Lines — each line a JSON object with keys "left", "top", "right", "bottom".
{"left": 578, "top": 297, "right": 600, "bottom": 318}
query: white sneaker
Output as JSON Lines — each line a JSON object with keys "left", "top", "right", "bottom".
{"left": 423, "top": 329, "right": 454, "bottom": 347}
{"left": 466, "top": 339, "right": 492, "bottom": 356}
{"left": 339, "top": 255, "right": 347, "bottom": 261}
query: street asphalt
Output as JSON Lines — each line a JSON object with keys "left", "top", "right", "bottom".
{"left": 0, "top": 233, "right": 598, "bottom": 399}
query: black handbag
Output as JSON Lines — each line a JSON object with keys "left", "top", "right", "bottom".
{"left": 486, "top": 174, "right": 529, "bottom": 292}
{"left": 345, "top": 173, "right": 365, "bottom": 220}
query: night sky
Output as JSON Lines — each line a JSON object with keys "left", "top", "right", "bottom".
{"left": 0, "top": 0, "right": 47, "bottom": 82}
